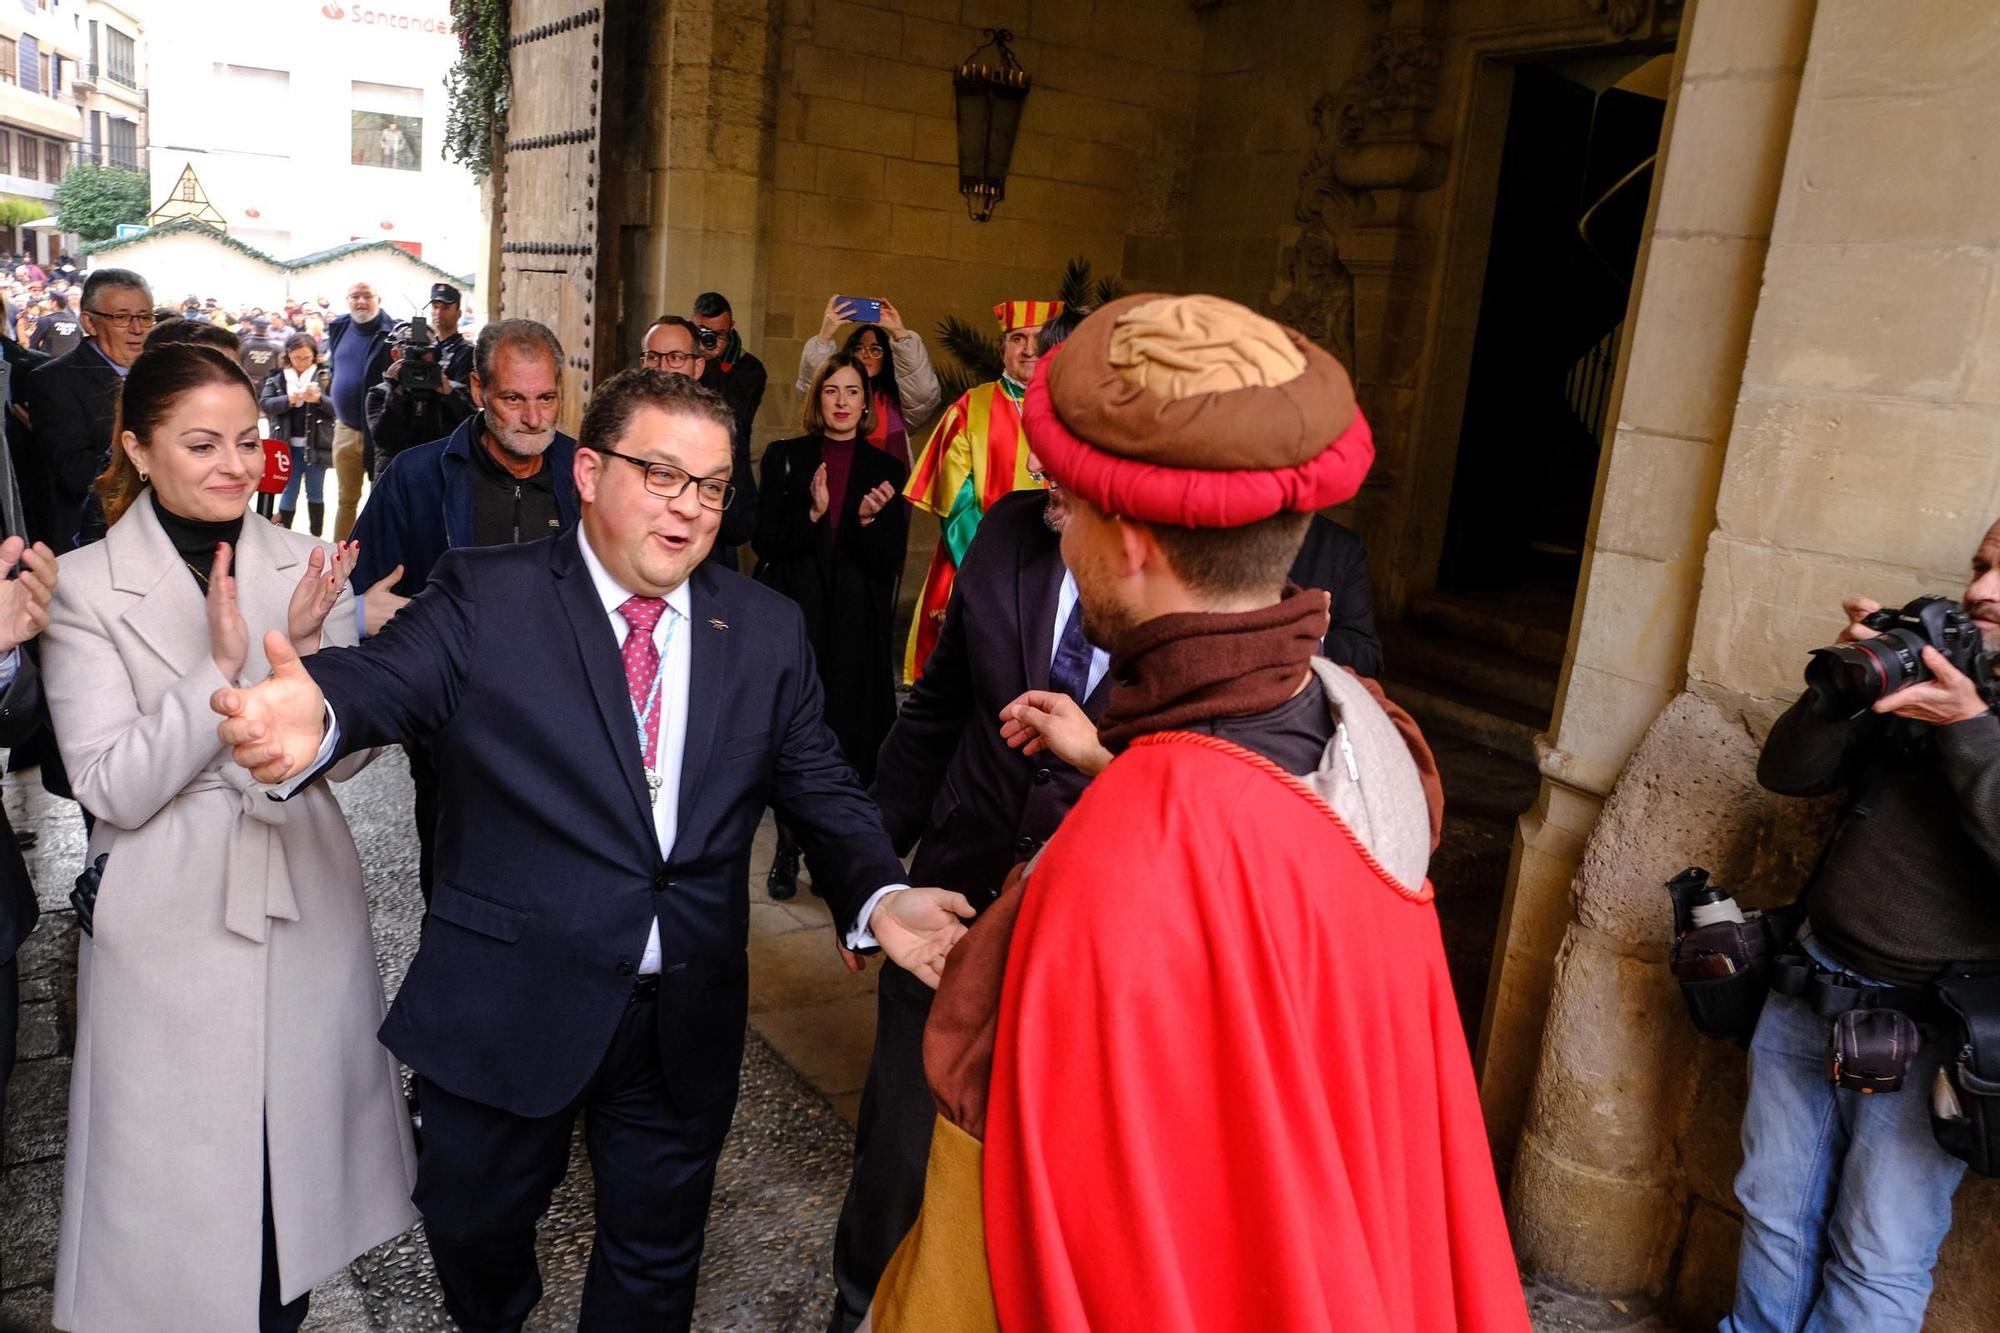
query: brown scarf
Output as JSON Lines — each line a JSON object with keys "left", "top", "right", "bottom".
{"left": 1096, "top": 585, "right": 1331, "bottom": 753}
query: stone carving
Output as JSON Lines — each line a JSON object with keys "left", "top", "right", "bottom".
{"left": 1338, "top": 26, "right": 1442, "bottom": 144}
{"left": 1585, "top": 0, "right": 1685, "bottom": 39}
{"left": 1272, "top": 93, "right": 1362, "bottom": 367}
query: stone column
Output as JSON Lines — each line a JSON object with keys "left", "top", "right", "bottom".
{"left": 1479, "top": 0, "right": 1814, "bottom": 1163}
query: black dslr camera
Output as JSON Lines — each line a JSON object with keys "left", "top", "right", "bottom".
{"left": 390, "top": 316, "right": 444, "bottom": 396}
{"left": 693, "top": 323, "right": 720, "bottom": 352}
{"left": 1804, "top": 595, "right": 1994, "bottom": 720}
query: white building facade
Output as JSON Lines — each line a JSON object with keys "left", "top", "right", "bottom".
{"left": 146, "top": 0, "right": 481, "bottom": 304}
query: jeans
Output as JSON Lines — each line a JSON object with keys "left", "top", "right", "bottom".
{"left": 278, "top": 444, "right": 326, "bottom": 510}
{"left": 1724, "top": 976, "right": 1965, "bottom": 1332}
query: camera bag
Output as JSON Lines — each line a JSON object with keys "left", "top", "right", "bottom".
{"left": 1671, "top": 905, "right": 1803, "bottom": 1046}
{"left": 1930, "top": 973, "right": 2000, "bottom": 1176}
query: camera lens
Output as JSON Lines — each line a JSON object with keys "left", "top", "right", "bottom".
{"left": 1804, "top": 631, "right": 1927, "bottom": 719}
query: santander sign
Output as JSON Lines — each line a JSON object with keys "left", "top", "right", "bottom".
{"left": 319, "top": 3, "right": 452, "bottom": 36}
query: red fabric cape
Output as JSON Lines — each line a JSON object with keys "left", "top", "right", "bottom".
{"left": 983, "top": 733, "right": 1529, "bottom": 1332}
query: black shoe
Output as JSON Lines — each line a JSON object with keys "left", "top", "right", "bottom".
{"left": 767, "top": 846, "right": 799, "bottom": 900}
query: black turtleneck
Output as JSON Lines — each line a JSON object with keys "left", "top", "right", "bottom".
{"left": 150, "top": 491, "right": 245, "bottom": 590}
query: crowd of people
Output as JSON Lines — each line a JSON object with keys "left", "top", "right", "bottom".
{"left": 9, "top": 249, "right": 1968, "bottom": 1333}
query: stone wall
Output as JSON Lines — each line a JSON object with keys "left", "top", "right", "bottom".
{"left": 749, "top": 0, "right": 1209, "bottom": 443}
{"left": 1509, "top": 0, "right": 2000, "bottom": 1323}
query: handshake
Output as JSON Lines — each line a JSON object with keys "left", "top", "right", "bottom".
{"left": 209, "top": 627, "right": 978, "bottom": 988}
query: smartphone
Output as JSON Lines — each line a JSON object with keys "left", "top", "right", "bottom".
{"left": 838, "top": 296, "right": 883, "bottom": 325}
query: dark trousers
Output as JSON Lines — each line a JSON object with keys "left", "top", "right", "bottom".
{"left": 827, "top": 964, "right": 938, "bottom": 1333}
{"left": 408, "top": 742, "right": 438, "bottom": 903}
{"left": 412, "top": 989, "right": 737, "bottom": 1332}
{"left": 0, "top": 955, "right": 15, "bottom": 1170}
{"left": 261, "top": 1136, "right": 309, "bottom": 1332}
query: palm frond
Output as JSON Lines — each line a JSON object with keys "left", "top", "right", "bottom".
{"left": 1057, "top": 257, "right": 1095, "bottom": 310}
{"left": 936, "top": 314, "right": 1003, "bottom": 383}
{"left": 1091, "top": 273, "right": 1122, "bottom": 307}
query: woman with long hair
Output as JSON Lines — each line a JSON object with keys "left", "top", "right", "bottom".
{"left": 794, "top": 295, "right": 943, "bottom": 467}
{"left": 257, "top": 333, "right": 335, "bottom": 535}
{"left": 755, "top": 352, "right": 910, "bottom": 897}
{"left": 42, "top": 343, "right": 415, "bottom": 1331}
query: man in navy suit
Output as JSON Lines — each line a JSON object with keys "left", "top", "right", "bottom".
{"left": 213, "top": 370, "right": 973, "bottom": 1331}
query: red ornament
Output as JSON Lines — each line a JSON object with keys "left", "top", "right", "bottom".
{"left": 244, "top": 207, "right": 260, "bottom": 218}
{"left": 379, "top": 220, "right": 395, "bottom": 230}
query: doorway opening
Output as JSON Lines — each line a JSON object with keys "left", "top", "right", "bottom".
{"left": 1386, "top": 47, "right": 1675, "bottom": 1041}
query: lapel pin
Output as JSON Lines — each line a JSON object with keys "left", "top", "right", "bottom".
{"left": 708, "top": 617, "right": 729, "bottom": 631}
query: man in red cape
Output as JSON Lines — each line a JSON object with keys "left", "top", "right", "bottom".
{"left": 869, "top": 294, "right": 1527, "bottom": 1332}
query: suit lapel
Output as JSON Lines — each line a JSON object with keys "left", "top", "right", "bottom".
{"left": 550, "top": 531, "right": 653, "bottom": 828}
{"left": 1017, "top": 524, "right": 1062, "bottom": 692}
{"left": 113, "top": 497, "right": 208, "bottom": 677}
{"left": 677, "top": 565, "right": 728, "bottom": 835}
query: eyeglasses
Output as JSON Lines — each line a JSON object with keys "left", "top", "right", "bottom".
{"left": 596, "top": 445, "right": 736, "bottom": 511}
{"left": 641, "top": 349, "right": 700, "bottom": 370}
{"left": 852, "top": 344, "right": 886, "bottom": 359}
{"left": 87, "top": 309, "right": 156, "bottom": 328}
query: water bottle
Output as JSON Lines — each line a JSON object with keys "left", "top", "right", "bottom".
{"left": 1668, "top": 866, "right": 1746, "bottom": 930}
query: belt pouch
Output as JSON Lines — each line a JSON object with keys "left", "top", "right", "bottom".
{"left": 1932, "top": 974, "right": 2000, "bottom": 1176}
{"left": 1831, "top": 1007, "right": 1918, "bottom": 1093}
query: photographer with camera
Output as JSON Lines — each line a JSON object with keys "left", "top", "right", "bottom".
{"left": 366, "top": 297, "right": 476, "bottom": 479}
{"left": 1726, "top": 520, "right": 2000, "bottom": 1333}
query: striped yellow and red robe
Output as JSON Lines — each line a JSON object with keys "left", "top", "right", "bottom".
{"left": 901, "top": 377, "right": 1041, "bottom": 681}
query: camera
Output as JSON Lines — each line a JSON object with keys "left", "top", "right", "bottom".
{"left": 1804, "top": 595, "right": 1993, "bottom": 720}
{"left": 391, "top": 316, "right": 444, "bottom": 396}
{"left": 694, "top": 324, "right": 719, "bottom": 352}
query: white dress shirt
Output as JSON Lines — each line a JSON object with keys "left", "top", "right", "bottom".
{"left": 575, "top": 527, "right": 691, "bottom": 975}
{"left": 1053, "top": 569, "right": 1112, "bottom": 700}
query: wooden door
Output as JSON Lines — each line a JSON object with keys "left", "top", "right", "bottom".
{"left": 498, "top": 2, "right": 622, "bottom": 436}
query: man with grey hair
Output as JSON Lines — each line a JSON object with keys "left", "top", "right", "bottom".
{"left": 24, "top": 266, "right": 153, "bottom": 549}
{"left": 327, "top": 278, "right": 392, "bottom": 539}
{"left": 349, "top": 317, "right": 579, "bottom": 899}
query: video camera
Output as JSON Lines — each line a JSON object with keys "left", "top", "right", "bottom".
{"left": 1805, "top": 594, "right": 1998, "bottom": 720}
{"left": 390, "top": 316, "right": 445, "bottom": 396}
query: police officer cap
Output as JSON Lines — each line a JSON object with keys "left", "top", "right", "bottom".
{"left": 429, "top": 282, "right": 461, "bottom": 306}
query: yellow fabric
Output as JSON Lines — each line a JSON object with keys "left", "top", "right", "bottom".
{"left": 870, "top": 1115, "right": 998, "bottom": 1333}
{"left": 992, "top": 298, "right": 1063, "bottom": 332}
{"left": 904, "top": 381, "right": 1037, "bottom": 520}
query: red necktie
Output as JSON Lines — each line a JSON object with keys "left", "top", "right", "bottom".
{"left": 618, "top": 595, "right": 668, "bottom": 769}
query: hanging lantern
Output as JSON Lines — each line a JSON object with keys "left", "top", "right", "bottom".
{"left": 952, "top": 28, "right": 1030, "bottom": 223}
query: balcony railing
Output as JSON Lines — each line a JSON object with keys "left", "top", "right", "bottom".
{"left": 85, "top": 60, "right": 137, "bottom": 92}
{"left": 70, "top": 141, "right": 145, "bottom": 174}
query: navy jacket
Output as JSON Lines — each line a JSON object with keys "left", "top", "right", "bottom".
{"left": 1287, "top": 514, "right": 1383, "bottom": 677}
{"left": 349, "top": 413, "right": 580, "bottom": 599}
{"left": 303, "top": 531, "right": 904, "bottom": 1116}
{"left": 325, "top": 312, "right": 392, "bottom": 444}
{"left": 871, "top": 489, "right": 1110, "bottom": 912}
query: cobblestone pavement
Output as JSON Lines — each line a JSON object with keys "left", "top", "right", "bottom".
{"left": 1, "top": 751, "right": 865, "bottom": 1332}
{"left": 2, "top": 733, "right": 1657, "bottom": 1332}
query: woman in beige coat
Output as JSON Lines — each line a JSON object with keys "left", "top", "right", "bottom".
{"left": 41, "top": 344, "right": 418, "bottom": 1331}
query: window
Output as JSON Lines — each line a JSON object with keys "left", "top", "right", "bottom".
{"left": 17, "top": 34, "right": 36, "bottom": 93}
{"left": 39, "top": 52, "right": 50, "bottom": 98}
{"left": 352, "top": 82, "right": 424, "bottom": 172}
{"left": 44, "top": 140, "right": 61, "bottom": 181}
{"left": 105, "top": 27, "right": 134, "bottom": 88}
{"left": 0, "top": 37, "right": 14, "bottom": 85}
{"left": 107, "top": 117, "right": 136, "bottom": 171}
{"left": 17, "top": 135, "right": 36, "bottom": 181}
{"left": 0, "top": 135, "right": 12, "bottom": 175}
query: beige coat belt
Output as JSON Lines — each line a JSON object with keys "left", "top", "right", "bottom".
{"left": 180, "top": 767, "right": 298, "bottom": 943}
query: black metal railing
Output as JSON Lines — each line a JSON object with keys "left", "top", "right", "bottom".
{"left": 69, "top": 142, "right": 145, "bottom": 174}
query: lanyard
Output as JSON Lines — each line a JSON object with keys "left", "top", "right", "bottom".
{"left": 630, "top": 612, "right": 678, "bottom": 801}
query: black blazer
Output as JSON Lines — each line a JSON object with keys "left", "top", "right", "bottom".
{"left": 871, "top": 489, "right": 1110, "bottom": 914}
{"left": 24, "top": 341, "right": 120, "bottom": 549}
{"left": 301, "top": 529, "right": 905, "bottom": 1117}
{"left": 1288, "top": 514, "right": 1382, "bottom": 677}
{"left": 0, "top": 653, "right": 43, "bottom": 965}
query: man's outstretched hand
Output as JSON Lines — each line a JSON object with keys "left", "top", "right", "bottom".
{"left": 868, "top": 886, "right": 976, "bottom": 988}
{"left": 212, "top": 630, "right": 330, "bottom": 784}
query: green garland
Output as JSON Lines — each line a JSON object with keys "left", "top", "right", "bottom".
{"left": 444, "top": 0, "right": 510, "bottom": 177}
